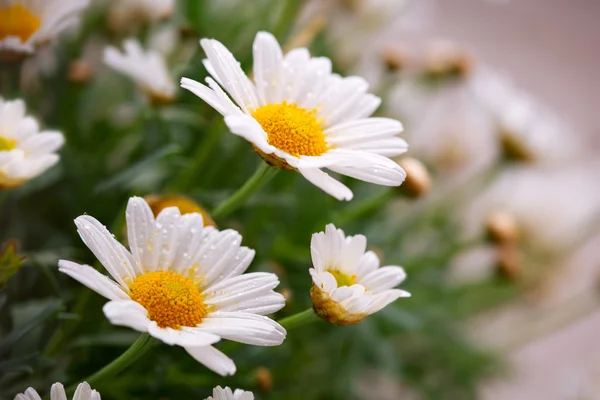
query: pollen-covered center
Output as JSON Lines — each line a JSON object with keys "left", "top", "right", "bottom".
{"left": 0, "top": 137, "right": 16, "bottom": 151}
{"left": 0, "top": 5, "right": 41, "bottom": 42}
{"left": 251, "top": 102, "right": 328, "bottom": 157}
{"left": 129, "top": 270, "right": 207, "bottom": 329}
{"left": 329, "top": 269, "right": 357, "bottom": 287}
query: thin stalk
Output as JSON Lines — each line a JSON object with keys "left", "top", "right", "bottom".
{"left": 212, "top": 162, "right": 278, "bottom": 219}
{"left": 278, "top": 308, "right": 318, "bottom": 330}
{"left": 66, "top": 333, "right": 154, "bottom": 393}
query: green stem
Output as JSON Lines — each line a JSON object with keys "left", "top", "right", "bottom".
{"left": 66, "top": 333, "right": 154, "bottom": 393}
{"left": 278, "top": 308, "right": 318, "bottom": 330}
{"left": 212, "top": 162, "right": 278, "bottom": 219}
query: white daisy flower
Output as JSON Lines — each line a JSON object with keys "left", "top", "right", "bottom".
{"left": 15, "top": 382, "right": 100, "bottom": 400}
{"left": 204, "top": 386, "right": 254, "bottom": 400}
{"left": 103, "top": 39, "right": 176, "bottom": 104}
{"left": 58, "top": 196, "right": 286, "bottom": 376}
{"left": 0, "top": 97, "right": 64, "bottom": 189}
{"left": 309, "top": 224, "right": 410, "bottom": 325}
{"left": 0, "top": 0, "right": 90, "bottom": 56}
{"left": 181, "top": 31, "right": 408, "bottom": 201}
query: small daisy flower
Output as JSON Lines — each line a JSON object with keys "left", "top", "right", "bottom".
{"left": 0, "top": 0, "right": 90, "bottom": 57}
{"left": 309, "top": 224, "right": 410, "bottom": 325}
{"left": 104, "top": 39, "right": 176, "bottom": 104}
{"left": 0, "top": 97, "right": 64, "bottom": 189}
{"left": 205, "top": 386, "right": 254, "bottom": 400}
{"left": 59, "top": 197, "right": 286, "bottom": 376}
{"left": 181, "top": 31, "right": 408, "bottom": 201}
{"left": 15, "top": 382, "right": 100, "bottom": 400}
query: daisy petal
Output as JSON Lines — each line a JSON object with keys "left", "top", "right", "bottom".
{"left": 126, "top": 196, "right": 155, "bottom": 275}
{"left": 185, "top": 345, "right": 236, "bottom": 376}
{"left": 75, "top": 215, "right": 136, "bottom": 286}
{"left": 58, "top": 260, "right": 129, "bottom": 301}
{"left": 298, "top": 167, "right": 353, "bottom": 201}
{"left": 253, "top": 31, "right": 283, "bottom": 105}
{"left": 369, "top": 289, "right": 411, "bottom": 314}
{"left": 361, "top": 266, "right": 407, "bottom": 292}
{"left": 224, "top": 115, "right": 273, "bottom": 154}
{"left": 50, "top": 383, "right": 67, "bottom": 400}
{"left": 147, "top": 322, "right": 221, "bottom": 347}
{"left": 19, "top": 132, "right": 64, "bottom": 155}
{"left": 102, "top": 300, "right": 150, "bottom": 332}
{"left": 198, "top": 312, "right": 286, "bottom": 346}
{"left": 355, "top": 251, "right": 380, "bottom": 279}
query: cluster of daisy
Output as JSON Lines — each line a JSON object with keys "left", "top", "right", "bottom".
{"left": 3, "top": 1, "right": 415, "bottom": 398}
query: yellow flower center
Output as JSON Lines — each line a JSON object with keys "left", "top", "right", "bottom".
{"left": 251, "top": 102, "right": 328, "bottom": 157}
{"left": 328, "top": 269, "right": 357, "bottom": 287}
{"left": 0, "top": 137, "right": 16, "bottom": 151}
{"left": 129, "top": 270, "right": 207, "bottom": 329}
{"left": 0, "top": 5, "right": 41, "bottom": 42}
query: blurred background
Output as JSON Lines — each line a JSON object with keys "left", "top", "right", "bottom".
{"left": 1, "top": 0, "right": 600, "bottom": 399}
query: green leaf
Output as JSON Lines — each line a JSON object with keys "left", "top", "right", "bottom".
{"left": 0, "top": 241, "right": 26, "bottom": 287}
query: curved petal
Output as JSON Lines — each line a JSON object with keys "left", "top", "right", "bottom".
{"left": 19, "top": 131, "right": 64, "bottom": 155}
{"left": 58, "top": 260, "right": 130, "bottom": 301}
{"left": 125, "top": 196, "right": 155, "bottom": 275}
{"left": 102, "top": 300, "right": 150, "bottom": 332}
{"left": 72, "top": 382, "right": 93, "bottom": 400}
{"left": 253, "top": 31, "right": 283, "bottom": 105}
{"left": 198, "top": 312, "right": 286, "bottom": 346}
{"left": 325, "top": 118, "right": 403, "bottom": 143}
{"left": 153, "top": 207, "right": 181, "bottom": 271}
{"left": 75, "top": 215, "right": 137, "bottom": 286}
{"left": 360, "top": 266, "right": 407, "bottom": 292}
{"left": 355, "top": 251, "right": 380, "bottom": 280}
{"left": 200, "top": 38, "right": 259, "bottom": 112}
{"left": 147, "top": 322, "right": 221, "bottom": 347}
{"left": 180, "top": 77, "right": 236, "bottom": 117}
{"left": 368, "top": 289, "right": 411, "bottom": 314}
{"left": 297, "top": 167, "right": 353, "bottom": 201}
{"left": 185, "top": 345, "right": 236, "bottom": 376}
{"left": 50, "top": 383, "right": 67, "bottom": 400}
{"left": 224, "top": 115, "right": 273, "bottom": 154}
{"left": 171, "top": 213, "right": 206, "bottom": 273}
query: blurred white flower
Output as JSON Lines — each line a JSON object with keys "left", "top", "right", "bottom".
{"left": 103, "top": 38, "right": 176, "bottom": 104}
{"left": 15, "top": 382, "right": 100, "bottom": 400}
{"left": 59, "top": 197, "right": 286, "bottom": 376}
{"left": 181, "top": 31, "right": 407, "bottom": 201}
{"left": 0, "top": 97, "right": 64, "bottom": 189}
{"left": 204, "top": 386, "right": 254, "bottom": 400}
{"left": 470, "top": 68, "right": 582, "bottom": 163}
{"left": 107, "top": 0, "right": 173, "bottom": 29}
{"left": 464, "top": 164, "right": 600, "bottom": 252}
{"left": 0, "top": 0, "right": 90, "bottom": 56}
{"left": 309, "top": 224, "right": 410, "bottom": 325}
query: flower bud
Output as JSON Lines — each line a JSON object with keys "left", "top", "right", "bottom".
{"left": 485, "top": 211, "right": 519, "bottom": 244}
{"left": 496, "top": 243, "right": 521, "bottom": 281}
{"left": 424, "top": 40, "right": 473, "bottom": 82}
{"left": 68, "top": 59, "right": 93, "bottom": 84}
{"left": 280, "top": 288, "right": 293, "bottom": 303}
{"left": 499, "top": 128, "right": 535, "bottom": 163}
{"left": 397, "top": 157, "right": 431, "bottom": 198}
{"left": 144, "top": 195, "right": 217, "bottom": 227}
{"left": 255, "top": 367, "right": 273, "bottom": 393}
{"left": 381, "top": 48, "right": 408, "bottom": 72}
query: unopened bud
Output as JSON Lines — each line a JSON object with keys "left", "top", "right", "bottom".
{"left": 397, "top": 157, "right": 431, "bottom": 198}
{"left": 281, "top": 288, "right": 293, "bottom": 303}
{"left": 255, "top": 367, "right": 273, "bottom": 393}
{"left": 499, "top": 128, "right": 535, "bottom": 163}
{"left": 496, "top": 243, "right": 521, "bottom": 281}
{"left": 68, "top": 59, "right": 93, "bottom": 84}
{"left": 424, "top": 40, "right": 473, "bottom": 82}
{"left": 486, "top": 211, "right": 519, "bottom": 244}
{"left": 144, "top": 195, "right": 217, "bottom": 227}
{"left": 381, "top": 48, "right": 408, "bottom": 72}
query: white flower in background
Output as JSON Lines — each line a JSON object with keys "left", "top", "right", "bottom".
{"left": 470, "top": 68, "right": 581, "bottom": 163}
{"left": 0, "top": 97, "right": 64, "bottom": 189}
{"left": 108, "top": 0, "right": 174, "bottom": 27}
{"left": 204, "top": 386, "right": 254, "bottom": 400}
{"left": 464, "top": 164, "right": 600, "bottom": 253}
{"left": 181, "top": 31, "right": 407, "bottom": 201}
{"left": 0, "top": 0, "right": 90, "bottom": 56}
{"left": 309, "top": 224, "right": 410, "bottom": 325}
{"left": 104, "top": 39, "right": 176, "bottom": 104}
{"left": 15, "top": 382, "right": 100, "bottom": 400}
{"left": 59, "top": 197, "right": 286, "bottom": 376}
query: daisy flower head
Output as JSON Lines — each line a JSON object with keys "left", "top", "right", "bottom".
{"left": 205, "top": 386, "right": 254, "bottom": 400}
{"left": 0, "top": 0, "right": 90, "bottom": 57}
{"left": 0, "top": 97, "right": 64, "bottom": 189}
{"left": 103, "top": 38, "right": 176, "bottom": 105}
{"left": 58, "top": 196, "right": 286, "bottom": 376}
{"left": 15, "top": 382, "right": 100, "bottom": 400}
{"left": 309, "top": 224, "right": 410, "bottom": 325}
{"left": 181, "top": 31, "right": 408, "bottom": 201}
